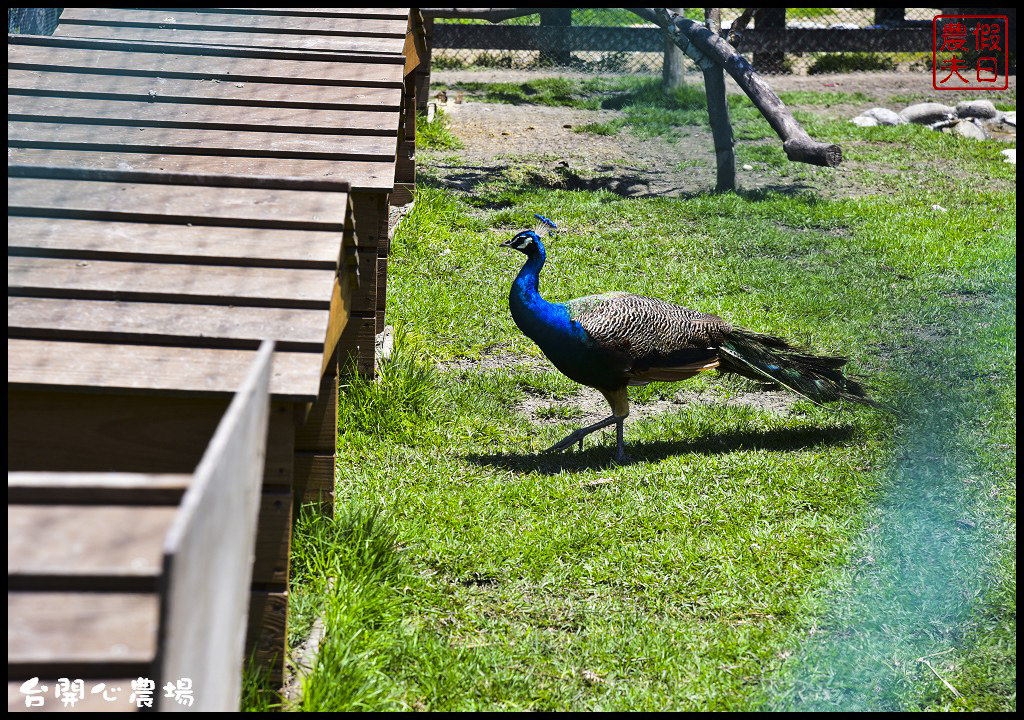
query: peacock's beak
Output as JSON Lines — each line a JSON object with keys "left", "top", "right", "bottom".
{"left": 499, "top": 238, "right": 515, "bottom": 248}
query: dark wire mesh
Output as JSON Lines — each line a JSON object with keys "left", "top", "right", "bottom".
{"left": 8, "top": 8, "right": 63, "bottom": 36}
{"left": 430, "top": 8, "right": 994, "bottom": 75}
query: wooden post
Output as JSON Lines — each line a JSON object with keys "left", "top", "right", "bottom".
{"left": 539, "top": 8, "right": 572, "bottom": 66}
{"left": 753, "top": 7, "right": 786, "bottom": 74}
{"left": 663, "top": 8, "right": 687, "bottom": 91}
{"left": 702, "top": 7, "right": 735, "bottom": 192}
{"left": 874, "top": 8, "right": 905, "bottom": 26}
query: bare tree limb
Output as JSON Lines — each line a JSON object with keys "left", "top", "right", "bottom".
{"left": 632, "top": 7, "right": 842, "bottom": 167}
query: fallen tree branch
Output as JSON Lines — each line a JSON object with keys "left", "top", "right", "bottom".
{"left": 632, "top": 8, "right": 842, "bottom": 167}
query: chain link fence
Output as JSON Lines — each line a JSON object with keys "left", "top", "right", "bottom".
{"left": 430, "top": 8, "right": 986, "bottom": 75}
{"left": 8, "top": 8, "right": 63, "bottom": 36}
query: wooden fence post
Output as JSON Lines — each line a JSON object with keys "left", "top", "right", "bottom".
{"left": 702, "top": 7, "right": 735, "bottom": 191}
{"left": 539, "top": 8, "right": 572, "bottom": 66}
{"left": 663, "top": 8, "right": 687, "bottom": 91}
{"left": 753, "top": 8, "right": 787, "bottom": 73}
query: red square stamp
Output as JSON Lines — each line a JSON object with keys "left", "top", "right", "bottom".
{"left": 933, "top": 14, "right": 1009, "bottom": 90}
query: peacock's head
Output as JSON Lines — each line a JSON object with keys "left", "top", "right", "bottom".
{"left": 500, "top": 214, "right": 557, "bottom": 254}
{"left": 500, "top": 229, "right": 542, "bottom": 254}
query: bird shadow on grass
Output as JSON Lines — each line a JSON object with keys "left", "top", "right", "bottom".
{"left": 465, "top": 423, "right": 859, "bottom": 475}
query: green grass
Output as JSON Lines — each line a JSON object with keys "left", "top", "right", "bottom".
{"left": 417, "top": 108, "right": 463, "bottom": 151}
{"left": 276, "top": 79, "right": 1016, "bottom": 712}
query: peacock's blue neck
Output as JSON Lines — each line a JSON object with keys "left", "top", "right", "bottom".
{"left": 509, "top": 240, "right": 585, "bottom": 348}
{"left": 506, "top": 234, "right": 619, "bottom": 390}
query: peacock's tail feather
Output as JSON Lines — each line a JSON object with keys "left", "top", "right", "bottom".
{"left": 719, "top": 328, "right": 877, "bottom": 407}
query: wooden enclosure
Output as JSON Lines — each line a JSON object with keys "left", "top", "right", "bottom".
{"left": 9, "top": 342, "right": 273, "bottom": 711}
{"left": 8, "top": 7, "right": 425, "bottom": 699}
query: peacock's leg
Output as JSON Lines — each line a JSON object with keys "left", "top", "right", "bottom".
{"left": 614, "top": 417, "right": 628, "bottom": 463}
{"left": 545, "top": 415, "right": 619, "bottom": 454}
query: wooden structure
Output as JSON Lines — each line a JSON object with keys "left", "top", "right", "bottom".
{"left": 8, "top": 7, "right": 425, "bottom": 691}
{"left": 9, "top": 342, "right": 273, "bottom": 712}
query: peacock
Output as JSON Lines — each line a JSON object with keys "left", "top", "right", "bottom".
{"left": 501, "top": 215, "right": 877, "bottom": 462}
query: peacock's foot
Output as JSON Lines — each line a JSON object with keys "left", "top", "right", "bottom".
{"left": 545, "top": 426, "right": 595, "bottom": 454}
{"left": 544, "top": 415, "right": 623, "bottom": 456}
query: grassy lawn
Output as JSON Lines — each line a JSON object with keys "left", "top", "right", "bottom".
{"left": 252, "top": 77, "right": 1015, "bottom": 711}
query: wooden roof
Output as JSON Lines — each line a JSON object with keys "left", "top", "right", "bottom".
{"left": 8, "top": 32, "right": 407, "bottom": 194}
{"left": 8, "top": 166, "right": 357, "bottom": 402}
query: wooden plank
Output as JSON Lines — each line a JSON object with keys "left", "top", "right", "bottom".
{"left": 7, "top": 148, "right": 399, "bottom": 194}
{"left": 7, "top": 339, "right": 322, "bottom": 401}
{"left": 55, "top": 23, "right": 408, "bottom": 55}
{"left": 8, "top": 68, "right": 404, "bottom": 111}
{"left": 8, "top": 177, "right": 352, "bottom": 228}
{"left": 244, "top": 591, "right": 288, "bottom": 685}
{"left": 9, "top": 257, "right": 337, "bottom": 309}
{"left": 293, "top": 453, "right": 335, "bottom": 510}
{"left": 7, "top": 471, "right": 191, "bottom": 505}
{"left": 8, "top": 592, "right": 159, "bottom": 676}
{"left": 157, "top": 341, "right": 272, "bottom": 711}
{"left": 337, "top": 313, "right": 377, "bottom": 376}
{"left": 263, "top": 401, "right": 295, "bottom": 491}
{"left": 8, "top": 505, "right": 177, "bottom": 590}
{"left": 8, "top": 95, "right": 399, "bottom": 136}
{"left": 6, "top": 390, "right": 230, "bottom": 473}
{"left": 8, "top": 216, "right": 344, "bottom": 268}
{"left": 57, "top": 8, "right": 410, "bottom": 37}
{"left": 12, "top": 32, "right": 408, "bottom": 64}
{"left": 8, "top": 122, "right": 397, "bottom": 164}
{"left": 8, "top": 42, "right": 405, "bottom": 87}
{"left": 251, "top": 489, "right": 291, "bottom": 586}
{"left": 206, "top": 8, "right": 411, "bottom": 19}
{"left": 8, "top": 298, "right": 332, "bottom": 353}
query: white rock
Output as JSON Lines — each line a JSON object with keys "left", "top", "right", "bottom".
{"left": 861, "top": 107, "right": 905, "bottom": 126}
{"left": 900, "top": 102, "right": 955, "bottom": 124}
{"left": 742, "top": 164, "right": 753, "bottom": 170}
{"left": 956, "top": 99, "right": 998, "bottom": 120}
{"left": 1001, "top": 149, "right": 1016, "bottom": 164}
{"left": 851, "top": 115, "right": 879, "bottom": 127}
{"left": 932, "top": 204, "right": 948, "bottom": 212}
{"left": 953, "top": 120, "right": 987, "bottom": 140}
{"left": 1001, "top": 111, "right": 1016, "bottom": 127}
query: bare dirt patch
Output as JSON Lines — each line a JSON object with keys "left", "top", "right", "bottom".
{"left": 427, "top": 69, "right": 1015, "bottom": 199}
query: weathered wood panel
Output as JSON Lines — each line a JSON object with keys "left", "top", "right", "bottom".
{"left": 8, "top": 95, "right": 399, "bottom": 135}
{"left": 157, "top": 341, "right": 272, "bottom": 711}
{"left": 8, "top": 505, "right": 178, "bottom": 590}
{"left": 7, "top": 390, "right": 230, "bottom": 473}
{"left": 8, "top": 176, "right": 351, "bottom": 227}
{"left": 8, "top": 69, "right": 403, "bottom": 111}
{"left": 9, "top": 257, "right": 336, "bottom": 309}
{"left": 8, "top": 338, "right": 321, "bottom": 401}
{"left": 8, "top": 592, "right": 160, "bottom": 678}
{"left": 58, "top": 8, "right": 410, "bottom": 37}
{"left": 56, "top": 24, "right": 408, "bottom": 55}
{"left": 7, "top": 471, "right": 191, "bottom": 504}
{"left": 8, "top": 298, "right": 331, "bottom": 352}
{"left": 9, "top": 122, "right": 397, "bottom": 163}
{"left": 7, "top": 149, "right": 398, "bottom": 194}
{"left": 8, "top": 41, "right": 405, "bottom": 87}
{"left": 8, "top": 216, "right": 343, "bottom": 268}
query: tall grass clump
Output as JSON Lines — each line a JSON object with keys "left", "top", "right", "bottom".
{"left": 337, "top": 326, "right": 439, "bottom": 445}
{"left": 293, "top": 504, "right": 407, "bottom": 711}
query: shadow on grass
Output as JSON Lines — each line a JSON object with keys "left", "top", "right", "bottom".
{"left": 466, "top": 423, "right": 858, "bottom": 474}
{"left": 421, "top": 163, "right": 823, "bottom": 205}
